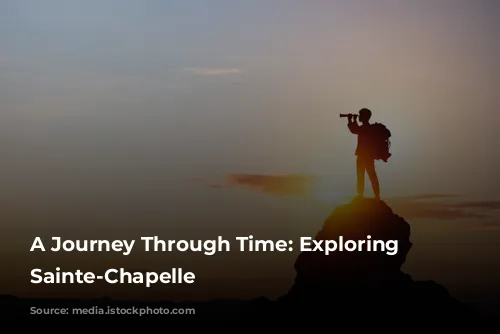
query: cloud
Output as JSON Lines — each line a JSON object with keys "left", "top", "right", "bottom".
{"left": 397, "top": 194, "right": 457, "bottom": 200}
{"left": 385, "top": 196, "right": 500, "bottom": 221}
{"left": 227, "top": 174, "right": 316, "bottom": 196}
{"left": 183, "top": 67, "right": 244, "bottom": 76}
{"left": 447, "top": 201, "right": 500, "bottom": 210}
{"left": 193, "top": 173, "right": 315, "bottom": 196}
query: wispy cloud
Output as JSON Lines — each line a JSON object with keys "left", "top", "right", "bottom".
{"left": 227, "top": 174, "right": 316, "bottom": 196}
{"left": 188, "top": 174, "right": 315, "bottom": 196}
{"left": 397, "top": 194, "right": 457, "bottom": 200}
{"left": 183, "top": 67, "right": 244, "bottom": 76}
{"left": 385, "top": 196, "right": 490, "bottom": 220}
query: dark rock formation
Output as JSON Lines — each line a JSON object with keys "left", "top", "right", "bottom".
{"left": 278, "top": 197, "right": 475, "bottom": 322}
{"left": 285, "top": 197, "right": 411, "bottom": 291}
{"left": 292, "top": 197, "right": 412, "bottom": 284}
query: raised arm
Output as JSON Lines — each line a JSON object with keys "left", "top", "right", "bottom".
{"left": 347, "top": 117, "right": 360, "bottom": 134}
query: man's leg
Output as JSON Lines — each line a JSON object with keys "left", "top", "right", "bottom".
{"left": 366, "top": 159, "right": 380, "bottom": 199}
{"left": 356, "top": 156, "right": 365, "bottom": 197}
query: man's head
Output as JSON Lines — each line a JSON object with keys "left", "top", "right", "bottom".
{"left": 359, "top": 108, "right": 372, "bottom": 124}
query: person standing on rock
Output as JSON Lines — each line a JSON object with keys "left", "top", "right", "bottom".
{"left": 341, "top": 108, "right": 392, "bottom": 200}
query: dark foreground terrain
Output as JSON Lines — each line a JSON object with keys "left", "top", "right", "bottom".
{"left": 2, "top": 198, "right": 498, "bottom": 327}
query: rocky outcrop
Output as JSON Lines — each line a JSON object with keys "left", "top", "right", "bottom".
{"left": 279, "top": 197, "right": 474, "bottom": 322}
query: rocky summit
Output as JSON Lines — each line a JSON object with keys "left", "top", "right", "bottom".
{"left": 279, "top": 197, "right": 474, "bottom": 322}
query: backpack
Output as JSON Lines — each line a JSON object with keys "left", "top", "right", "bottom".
{"left": 370, "top": 123, "right": 392, "bottom": 162}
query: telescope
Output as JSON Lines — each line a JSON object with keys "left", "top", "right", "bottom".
{"left": 339, "top": 113, "right": 358, "bottom": 118}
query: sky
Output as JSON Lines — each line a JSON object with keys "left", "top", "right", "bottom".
{"left": 1, "top": 0, "right": 500, "bottom": 304}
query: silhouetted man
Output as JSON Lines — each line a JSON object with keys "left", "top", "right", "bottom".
{"left": 347, "top": 108, "right": 380, "bottom": 200}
